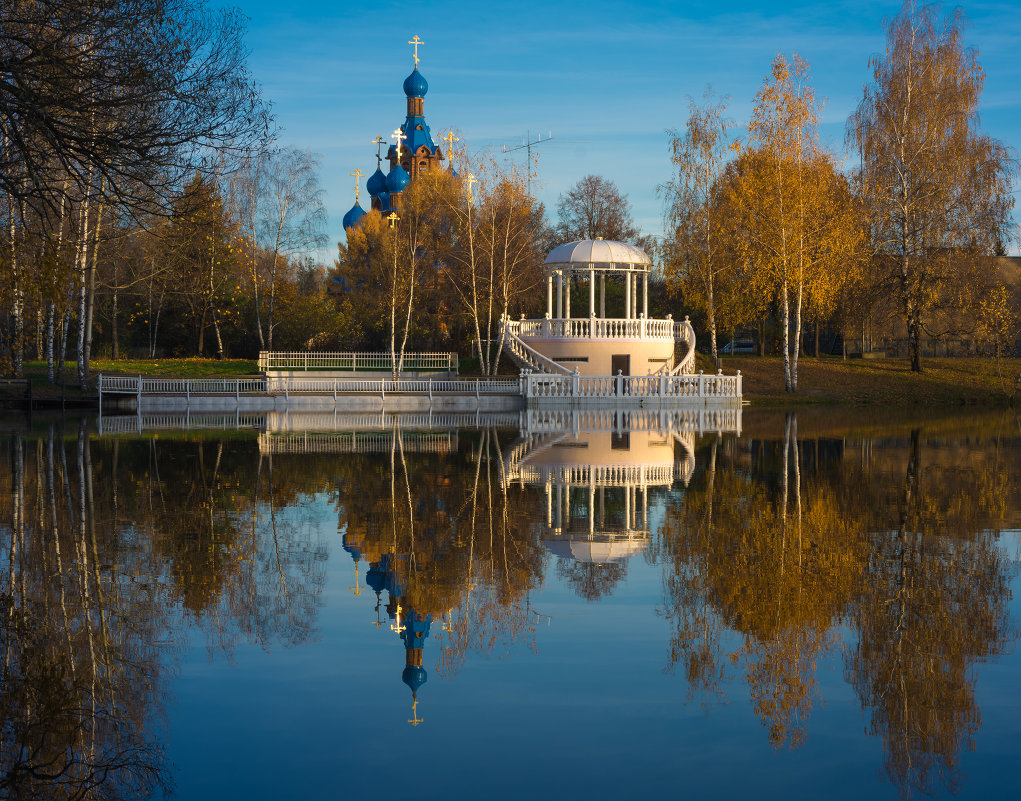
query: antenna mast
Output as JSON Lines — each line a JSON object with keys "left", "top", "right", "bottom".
{"left": 502, "top": 130, "right": 553, "bottom": 195}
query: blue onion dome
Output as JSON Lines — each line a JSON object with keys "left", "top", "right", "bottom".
{"left": 386, "top": 165, "right": 410, "bottom": 193}
{"left": 403, "top": 67, "right": 428, "bottom": 98}
{"left": 342, "top": 202, "right": 365, "bottom": 230}
{"left": 365, "top": 565, "right": 386, "bottom": 595}
{"left": 366, "top": 167, "right": 386, "bottom": 197}
{"left": 377, "top": 190, "right": 390, "bottom": 211}
{"left": 402, "top": 665, "right": 428, "bottom": 694}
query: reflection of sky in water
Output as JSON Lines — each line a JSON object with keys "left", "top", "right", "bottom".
{"left": 4, "top": 414, "right": 1021, "bottom": 800}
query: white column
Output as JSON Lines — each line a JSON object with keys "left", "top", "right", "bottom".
{"left": 589, "top": 269, "right": 595, "bottom": 318}
{"left": 600, "top": 274, "right": 606, "bottom": 318}
{"left": 625, "top": 272, "right": 631, "bottom": 320}
{"left": 632, "top": 275, "right": 638, "bottom": 318}
{"left": 547, "top": 274, "right": 553, "bottom": 317}
{"left": 642, "top": 273, "right": 648, "bottom": 318}
{"left": 546, "top": 482, "right": 552, "bottom": 528}
{"left": 565, "top": 273, "right": 572, "bottom": 319}
{"left": 557, "top": 271, "right": 563, "bottom": 319}
{"left": 589, "top": 482, "right": 595, "bottom": 536}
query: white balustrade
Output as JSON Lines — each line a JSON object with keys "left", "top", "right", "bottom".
{"left": 258, "top": 351, "right": 458, "bottom": 372}
{"left": 524, "top": 369, "right": 741, "bottom": 404}
{"left": 511, "top": 316, "right": 678, "bottom": 341}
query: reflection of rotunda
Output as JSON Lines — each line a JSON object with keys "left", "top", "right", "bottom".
{"left": 505, "top": 413, "right": 695, "bottom": 566}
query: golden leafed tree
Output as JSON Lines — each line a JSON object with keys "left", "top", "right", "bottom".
{"left": 849, "top": 0, "right": 1014, "bottom": 372}
{"left": 729, "top": 54, "right": 861, "bottom": 390}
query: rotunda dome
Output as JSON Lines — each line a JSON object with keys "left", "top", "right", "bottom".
{"left": 342, "top": 202, "right": 365, "bottom": 230}
{"left": 366, "top": 167, "right": 386, "bottom": 197}
{"left": 386, "top": 164, "right": 410, "bottom": 193}
{"left": 403, "top": 68, "right": 428, "bottom": 98}
{"left": 544, "top": 239, "right": 652, "bottom": 272}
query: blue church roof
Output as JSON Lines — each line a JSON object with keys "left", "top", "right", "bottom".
{"left": 342, "top": 202, "right": 365, "bottom": 230}
{"left": 403, "top": 68, "right": 428, "bottom": 98}
{"left": 386, "top": 164, "right": 410, "bottom": 193}
{"left": 377, "top": 190, "right": 390, "bottom": 212}
{"left": 402, "top": 665, "right": 427, "bottom": 694}
{"left": 366, "top": 167, "right": 386, "bottom": 197}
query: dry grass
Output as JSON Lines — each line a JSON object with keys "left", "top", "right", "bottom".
{"left": 718, "top": 355, "right": 1019, "bottom": 407}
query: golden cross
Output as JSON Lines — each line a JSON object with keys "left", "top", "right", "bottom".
{"left": 349, "top": 168, "right": 364, "bottom": 202}
{"left": 441, "top": 131, "right": 459, "bottom": 163}
{"left": 387, "top": 211, "right": 399, "bottom": 229}
{"left": 466, "top": 172, "right": 478, "bottom": 202}
{"left": 408, "top": 698, "right": 423, "bottom": 726}
{"left": 408, "top": 35, "right": 424, "bottom": 68}
{"left": 390, "top": 603, "right": 406, "bottom": 634}
{"left": 391, "top": 128, "right": 407, "bottom": 161}
{"left": 371, "top": 135, "right": 386, "bottom": 166}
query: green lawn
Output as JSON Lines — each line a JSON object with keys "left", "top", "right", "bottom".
{"left": 720, "top": 354, "right": 1020, "bottom": 406}
{"left": 22, "top": 358, "right": 259, "bottom": 381}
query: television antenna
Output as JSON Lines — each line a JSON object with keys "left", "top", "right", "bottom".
{"left": 502, "top": 130, "right": 553, "bottom": 195}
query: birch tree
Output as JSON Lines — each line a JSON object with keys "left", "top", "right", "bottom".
{"left": 663, "top": 89, "right": 736, "bottom": 360}
{"left": 849, "top": 0, "right": 1014, "bottom": 372}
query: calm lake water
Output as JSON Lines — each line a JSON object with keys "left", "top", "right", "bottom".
{"left": 1, "top": 408, "right": 1020, "bottom": 800}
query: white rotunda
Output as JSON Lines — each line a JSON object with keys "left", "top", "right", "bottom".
{"left": 501, "top": 238, "right": 697, "bottom": 378}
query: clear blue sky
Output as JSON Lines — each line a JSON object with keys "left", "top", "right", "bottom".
{"left": 229, "top": 0, "right": 1021, "bottom": 257}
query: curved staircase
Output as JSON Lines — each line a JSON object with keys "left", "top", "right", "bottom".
{"left": 500, "top": 317, "right": 572, "bottom": 375}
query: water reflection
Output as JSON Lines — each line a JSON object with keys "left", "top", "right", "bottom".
{"left": 1, "top": 409, "right": 1018, "bottom": 799}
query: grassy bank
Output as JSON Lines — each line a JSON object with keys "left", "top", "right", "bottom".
{"left": 716, "top": 355, "right": 1020, "bottom": 407}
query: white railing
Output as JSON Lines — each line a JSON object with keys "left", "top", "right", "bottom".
{"left": 500, "top": 318, "right": 573, "bottom": 375}
{"left": 672, "top": 318, "right": 697, "bottom": 375}
{"left": 525, "top": 370, "right": 741, "bottom": 402}
{"left": 522, "top": 407, "right": 739, "bottom": 436}
{"left": 258, "top": 351, "right": 458, "bottom": 372}
{"left": 512, "top": 316, "right": 677, "bottom": 340}
{"left": 97, "top": 413, "right": 266, "bottom": 435}
{"left": 258, "top": 430, "right": 458, "bottom": 455}
{"left": 509, "top": 462, "right": 676, "bottom": 488}
{"left": 98, "top": 374, "right": 519, "bottom": 397}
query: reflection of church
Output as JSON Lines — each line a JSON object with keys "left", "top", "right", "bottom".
{"left": 342, "top": 35, "right": 452, "bottom": 231}
{"left": 342, "top": 538, "right": 434, "bottom": 727}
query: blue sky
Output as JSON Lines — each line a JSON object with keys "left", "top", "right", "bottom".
{"left": 229, "top": 0, "right": 1021, "bottom": 256}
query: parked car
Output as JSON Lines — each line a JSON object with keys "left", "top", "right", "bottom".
{"left": 721, "top": 339, "right": 756, "bottom": 355}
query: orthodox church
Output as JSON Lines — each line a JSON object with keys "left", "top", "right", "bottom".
{"left": 342, "top": 36, "right": 452, "bottom": 231}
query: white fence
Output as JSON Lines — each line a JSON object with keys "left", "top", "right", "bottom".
{"left": 98, "top": 369, "right": 740, "bottom": 405}
{"left": 98, "top": 374, "right": 519, "bottom": 399}
{"left": 257, "top": 351, "right": 458, "bottom": 372}
{"left": 524, "top": 370, "right": 741, "bottom": 402}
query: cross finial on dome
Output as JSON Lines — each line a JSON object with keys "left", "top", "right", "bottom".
{"left": 408, "top": 35, "right": 424, "bottom": 68}
{"left": 349, "top": 168, "right": 364, "bottom": 202}
{"left": 441, "top": 131, "right": 459, "bottom": 163}
{"left": 466, "top": 172, "right": 478, "bottom": 202}
{"left": 391, "top": 127, "right": 407, "bottom": 161}
{"left": 371, "top": 135, "right": 385, "bottom": 166}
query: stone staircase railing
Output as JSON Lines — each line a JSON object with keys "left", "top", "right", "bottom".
{"left": 500, "top": 316, "right": 572, "bottom": 375}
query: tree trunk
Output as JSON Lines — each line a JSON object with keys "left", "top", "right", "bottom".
{"left": 791, "top": 279, "right": 803, "bottom": 391}
{"left": 46, "top": 304, "right": 56, "bottom": 383}
{"left": 782, "top": 280, "right": 792, "bottom": 392}
{"left": 76, "top": 195, "right": 93, "bottom": 388}
{"left": 84, "top": 189, "right": 103, "bottom": 374}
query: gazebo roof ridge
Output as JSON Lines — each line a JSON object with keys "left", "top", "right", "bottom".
{"left": 544, "top": 238, "right": 652, "bottom": 274}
